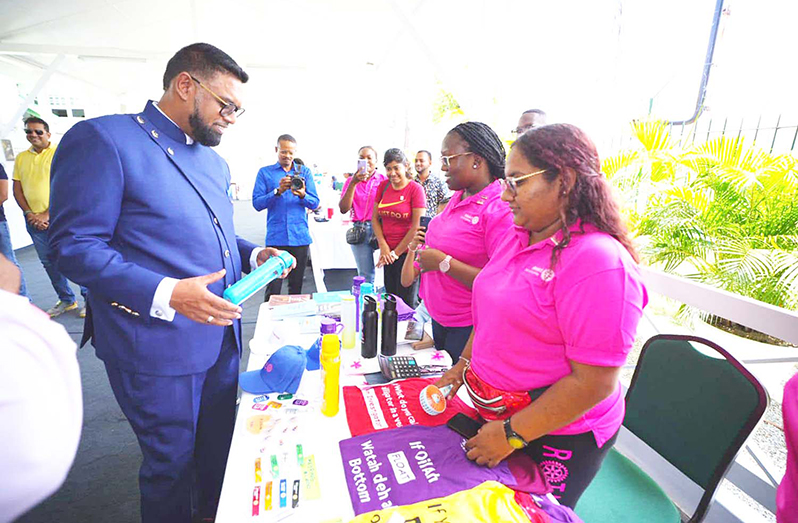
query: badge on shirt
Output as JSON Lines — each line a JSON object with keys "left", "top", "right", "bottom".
{"left": 461, "top": 213, "right": 479, "bottom": 225}
{"left": 525, "top": 266, "right": 556, "bottom": 282}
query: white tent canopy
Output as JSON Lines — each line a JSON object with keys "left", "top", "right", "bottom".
{"left": 1, "top": 0, "right": 795, "bottom": 247}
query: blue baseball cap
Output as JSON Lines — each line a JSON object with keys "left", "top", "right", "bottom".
{"left": 239, "top": 345, "right": 307, "bottom": 394}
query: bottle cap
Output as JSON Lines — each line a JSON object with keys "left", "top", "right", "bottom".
{"left": 360, "top": 282, "right": 374, "bottom": 295}
{"left": 319, "top": 317, "right": 343, "bottom": 335}
{"left": 276, "top": 251, "right": 296, "bottom": 270}
{"left": 382, "top": 294, "right": 397, "bottom": 311}
{"left": 363, "top": 294, "right": 377, "bottom": 311}
{"left": 341, "top": 295, "right": 355, "bottom": 303}
{"left": 352, "top": 276, "right": 366, "bottom": 289}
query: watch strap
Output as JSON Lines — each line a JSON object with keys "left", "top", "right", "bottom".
{"left": 503, "top": 418, "right": 528, "bottom": 448}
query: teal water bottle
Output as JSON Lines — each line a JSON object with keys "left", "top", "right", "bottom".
{"left": 223, "top": 251, "right": 296, "bottom": 305}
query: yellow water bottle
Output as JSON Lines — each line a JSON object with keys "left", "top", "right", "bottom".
{"left": 320, "top": 333, "right": 341, "bottom": 417}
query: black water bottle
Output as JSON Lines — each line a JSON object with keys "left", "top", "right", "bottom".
{"left": 361, "top": 295, "right": 378, "bottom": 359}
{"left": 380, "top": 294, "right": 398, "bottom": 356}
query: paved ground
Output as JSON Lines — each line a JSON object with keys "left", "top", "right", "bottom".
{"left": 14, "top": 200, "right": 355, "bottom": 523}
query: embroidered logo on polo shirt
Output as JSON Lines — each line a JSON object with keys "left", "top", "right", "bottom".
{"left": 461, "top": 213, "right": 479, "bottom": 225}
{"left": 525, "top": 266, "right": 556, "bottom": 282}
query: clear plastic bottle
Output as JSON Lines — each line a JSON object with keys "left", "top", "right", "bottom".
{"left": 320, "top": 333, "right": 341, "bottom": 417}
{"left": 341, "top": 295, "right": 357, "bottom": 349}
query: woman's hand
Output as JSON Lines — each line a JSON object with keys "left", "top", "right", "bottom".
{"left": 417, "top": 248, "right": 445, "bottom": 273}
{"left": 464, "top": 420, "right": 514, "bottom": 468}
{"left": 434, "top": 358, "right": 467, "bottom": 400}
{"left": 353, "top": 167, "right": 369, "bottom": 184}
{"left": 377, "top": 245, "right": 396, "bottom": 267}
{"left": 408, "top": 229, "right": 426, "bottom": 251}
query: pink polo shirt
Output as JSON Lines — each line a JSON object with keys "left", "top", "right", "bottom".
{"left": 420, "top": 181, "right": 513, "bottom": 327}
{"left": 470, "top": 221, "right": 648, "bottom": 447}
{"left": 342, "top": 172, "right": 387, "bottom": 222}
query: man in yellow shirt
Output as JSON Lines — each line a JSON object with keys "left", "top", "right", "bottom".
{"left": 13, "top": 117, "right": 86, "bottom": 317}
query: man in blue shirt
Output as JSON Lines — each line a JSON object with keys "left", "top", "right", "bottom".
{"left": 253, "top": 134, "right": 319, "bottom": 301}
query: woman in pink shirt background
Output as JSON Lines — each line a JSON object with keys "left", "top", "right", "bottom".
{"left": 339, "top": 146, "right": 387, "bottom": 284}
{"left": 402, "top": 121, "right": 514, "bottom": 360}
{"left": 436, "top": 123, "right": 648, "bottom": 508}
{"left": 371, "top": 148, "right": 425, "bottom": 308}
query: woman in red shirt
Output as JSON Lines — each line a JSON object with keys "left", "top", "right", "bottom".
{"left": 371, "top": 148, "right": 426, "bottom": 307}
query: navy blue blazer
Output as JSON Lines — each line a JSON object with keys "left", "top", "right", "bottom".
{"left": 49, "top": 101, "right": 257, "bottom": 376}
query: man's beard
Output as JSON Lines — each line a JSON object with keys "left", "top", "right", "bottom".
{"left": 188, "top": 100, "right": 222, "bottom": 147}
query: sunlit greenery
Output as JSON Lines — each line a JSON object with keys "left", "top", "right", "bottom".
{"left": 604, "top": 120, "right": 798, "bottom": 311}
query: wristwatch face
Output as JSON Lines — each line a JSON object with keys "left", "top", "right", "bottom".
{"left": 508, "top": 436, "right": 526, "bottom": 450}
{"left": 439, "top": 255, "right": 451, "bottom": 273}
{"left": 504, "top": 418, "right": 527, "bottom": 449}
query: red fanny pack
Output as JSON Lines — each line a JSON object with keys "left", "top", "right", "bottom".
{"left": 462, "top": 363, "right": 537, "bottom": 421}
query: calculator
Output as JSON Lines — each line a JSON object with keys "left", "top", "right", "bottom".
{"left": 378, "top": 355, "right": 422, "bottom": 380}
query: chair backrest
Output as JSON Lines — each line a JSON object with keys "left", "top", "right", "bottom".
{"left": 623, "top": 334, "right": 768, "bottom": 522}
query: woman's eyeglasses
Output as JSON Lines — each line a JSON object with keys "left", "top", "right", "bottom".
{"left": 499, "top": 169, "right": 547, "bottom": 196}
{"left": 189, "top": 75, "right": 246, "bottom": 118}
{"left": 439, "top": 152, "right": 473, "bottom": 167}
{"left": 25, "top": 129, "right": 45, "bottom": 136}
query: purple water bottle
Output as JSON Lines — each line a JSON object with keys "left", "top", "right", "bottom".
{"left": 307, "top": 317, "right": 344, "bottom": 369}
{"left": 352, "top": 276, "right": 365, "bottom": 333}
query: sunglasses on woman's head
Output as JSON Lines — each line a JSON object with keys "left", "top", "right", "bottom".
{"left": 25, "top": 129, "right": 45, "bottom": 136}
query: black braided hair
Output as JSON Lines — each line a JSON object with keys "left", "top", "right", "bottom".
{"left": 449, "top": 122, "right": 506, "bottom": 180}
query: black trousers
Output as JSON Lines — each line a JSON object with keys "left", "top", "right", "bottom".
{"left": 383, "top": 251, "right": 418, "bottom": 309}
{"left": 522, "top": 428, "right": 619, "bottom": 508}
{"left": 431, "top": 319, "right": 472, "bottom": 361}
{"left": 264, "top": 244, "right": 309, "bottom": 302}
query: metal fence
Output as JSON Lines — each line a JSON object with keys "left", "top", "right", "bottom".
{"left": 604, "top": 114, "right": 798, "bottom": 156}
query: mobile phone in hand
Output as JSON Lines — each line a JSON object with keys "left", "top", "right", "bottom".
{"left": 446, "top": 413, "right": 483, "bottom": 439}
{"left": 419, "top": 216, "right": 432, "bottom": 229}
{"left": 357, "top": 159, "right": 368, "bottom": 173}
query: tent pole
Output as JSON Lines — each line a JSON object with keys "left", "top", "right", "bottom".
{"left": 0, "top": 53, "right": 64, "bottom": 140}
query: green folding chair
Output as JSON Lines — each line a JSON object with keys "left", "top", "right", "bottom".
{"left": 575, "top": 334, "right": 768, "bottom": 523}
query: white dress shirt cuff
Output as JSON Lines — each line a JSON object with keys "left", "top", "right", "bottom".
{"left": 151, "top": 277, "right": 179, "bottom": 321}
{"left": 251, "top": 248, "right": 266, "bottom": 271}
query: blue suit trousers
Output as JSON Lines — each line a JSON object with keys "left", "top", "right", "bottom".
{"left": 106, "top": 327, "right": 238, "bottom": 523}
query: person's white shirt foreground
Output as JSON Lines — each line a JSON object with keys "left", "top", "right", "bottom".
{"left": 0, "top": 260, "right": 82, "bottom": 523}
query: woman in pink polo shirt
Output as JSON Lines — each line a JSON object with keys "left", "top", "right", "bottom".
{"left": 339, "top": 146, "right": 387, "bottom": 284}
{"left": 371, "top": 148, "right": 426, "bottom": 308}
{"left": 436, "top": 124, "right": 648, "bottom": 508}
{"left": 403, "top": 121, "right": 513, "bottom": 360}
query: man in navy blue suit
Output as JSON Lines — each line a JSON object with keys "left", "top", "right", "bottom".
{"left": 49, "top": 43, "right": 292, "bottom": 523}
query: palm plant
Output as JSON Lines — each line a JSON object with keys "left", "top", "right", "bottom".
{"left": 603, "top": 120, "right": 798, "bottom": 320}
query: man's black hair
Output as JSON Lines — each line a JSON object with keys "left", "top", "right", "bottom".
{"left": 163, "top": 43, "right": 249, "bottom": 90}
{"left": 24, "top": 116, "right": 49, "bottom": 133}
{"left": 277, "top": 134, "right": 297, "bottom": 144}
{"left": 522, "top": 109, "right": 547, "bottom": 119}
{"left": 417, "top": 150, "right": 432, "bottom": 161}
